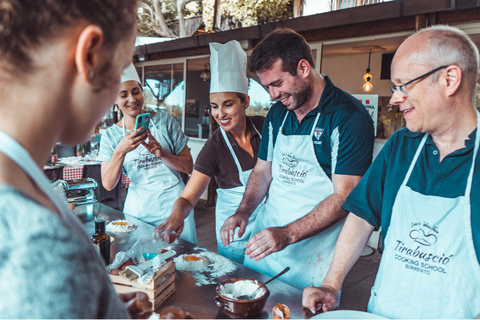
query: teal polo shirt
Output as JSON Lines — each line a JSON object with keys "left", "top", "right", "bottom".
{"left": 258, "top": 76, "right": 375, "bottom": 178}
{"left": 342, "top": 128, "right": 480, "bottom": 263}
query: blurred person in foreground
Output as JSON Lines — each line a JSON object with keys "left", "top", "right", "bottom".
{"left": 303, "top": 25, "right": 480, "bottom": 319}
{"left": 0, "top": 0, "right": 151, "bottom": 317}
{"left": 98, "top": 63, "right": 197, "bottom": 244}
{"left": 154, "top": 40, "right": 265, "bottom": 264}
{"left": 220, "top": 28, "right": 375, "bottom": 289}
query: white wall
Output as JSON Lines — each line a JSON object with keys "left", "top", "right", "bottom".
{"left": 322, "top": 51, "right": 393, "bottom": 98}
{"left": 188, "top": 138, "right": 209, "bottom": 200}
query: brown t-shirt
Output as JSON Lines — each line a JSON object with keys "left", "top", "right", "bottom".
{"left": 194, "top": 116, "right": 265, "bottom": 189}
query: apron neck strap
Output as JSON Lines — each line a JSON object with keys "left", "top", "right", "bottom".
{"left": 464, "top": 110, "right": 480, "bottom": 196}
{"left": 0, "top": 131, "right": 59, "bottom": 208}
{"left": 252, "top": 122, "right": 262, "bottom": 139}
{"left": 0, "top": 131, "right": 88, "bottom": 240}
{"left": 401, "top": 110, "right": 480, "bottom": 195}
{"left": 309, "top": 113, "right": 322, "bottom": 136}
{"left": 220, "top": 128, "right": 244, "bottom": 175}
{"left": 401, "top": 133, "right": 428, "bottom": 188}
{"left": 280, "top": 112, "right": 322, "bottom": 137}
{"left": 220, "top": 117, "right": 262, "bottom": 176}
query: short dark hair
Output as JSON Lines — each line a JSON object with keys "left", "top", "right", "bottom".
{"left": 0, "top": 0, "right": 138, "bottom": 75}
{"left": 248, "top": 28, "right": 315, "bottom": 76}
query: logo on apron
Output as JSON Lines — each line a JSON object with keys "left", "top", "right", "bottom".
{"left": 133, "top": 145, "right": 163, "bottom": 170}
{"left": 282, "top": 154, "right": 298, "bottom": 168}
{"left": 409, "top": 223, "right": 438, "bottom": 246}
{"left": 277, "top": 153, "right": 308, "bottom": 186}
{"left": 313, "top": 127, "right": 324, "bottom": 140}
{"left": 393, "top": 221, "right": 452, "bottom": 276}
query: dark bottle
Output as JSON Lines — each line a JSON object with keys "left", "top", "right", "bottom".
{"left": 201, "top": 107, "right": 210, "bottom": 139}
{"left": 91, "top": 217, "right": 110, "bottom": 265}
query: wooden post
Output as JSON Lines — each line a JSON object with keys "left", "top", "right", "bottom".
{"left": 213, "top": 0, "right": 222, "bottom": 31}
{"left": 415, "top": 14, "right": 427, "bottom": 31}
{"left": 293, "top": 0, "right": 304, "bottom": 18}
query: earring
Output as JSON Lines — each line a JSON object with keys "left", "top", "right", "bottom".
{"left": 88, "top": 70, "right": 94, "bottom": 79}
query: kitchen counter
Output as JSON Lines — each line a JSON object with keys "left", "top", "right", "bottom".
{"left": 75, "top": 203, "right": 311, "bottom": 319}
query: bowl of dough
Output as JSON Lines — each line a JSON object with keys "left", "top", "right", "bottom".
{"left": 214, "top": 277, "right": 269, "bottom": 318}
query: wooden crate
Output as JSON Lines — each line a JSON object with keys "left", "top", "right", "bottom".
{"left": 109, "top": 261, "right": 175, "bottom": 310}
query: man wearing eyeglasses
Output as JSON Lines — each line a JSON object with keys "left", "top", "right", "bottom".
{"left": 303, "top": 25, "right": 480, "bottom": 318}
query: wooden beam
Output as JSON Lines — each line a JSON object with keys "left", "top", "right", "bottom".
{"left": 300, "top": 17, "right": 416, "bottom": 43}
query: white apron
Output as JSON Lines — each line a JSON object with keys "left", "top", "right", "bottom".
{"left": 216, "top": 125, "right": 264, "bottom": 264}
{"left": 244, "top": 113, "right": 345, "bottom": 289}
{"left": 122, "top": 120, "right": 197, "bottom": 244}
{"left": 368, "top": 112, "right": 480, "bottom": 319}
{"left": 0, "top": 131, "right": 93, "bottom": 250}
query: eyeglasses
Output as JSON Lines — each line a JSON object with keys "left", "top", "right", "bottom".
{"left": 390, "top": 65, "right": 448, "bottom": 95}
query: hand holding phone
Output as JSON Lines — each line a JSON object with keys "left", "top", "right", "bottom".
{"left": 134, "top": 112, "right": 151, "bottom": 136}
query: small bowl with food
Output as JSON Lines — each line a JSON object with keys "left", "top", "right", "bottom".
{"left": 214, "top": 278, "right": 269, "bottom": 318}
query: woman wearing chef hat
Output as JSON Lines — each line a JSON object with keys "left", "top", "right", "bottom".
{"left": 98, "top": 63, "right": 198, "bottom": 244}
{"left": 154, "top": 40, "right": 265, "bottom": 264}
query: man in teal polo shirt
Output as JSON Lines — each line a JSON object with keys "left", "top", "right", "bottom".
{"left": 303, "top": 25, "right": 480, "bottom": 318}
{"left": 219, "top": 28, "right": 375, "bottom": 290}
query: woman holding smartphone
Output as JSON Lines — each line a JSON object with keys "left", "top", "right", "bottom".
{"left": 98, "top": 64, "right": 197, "bottom": 244}
{"left": 154, "top": 40, "right": 265, "bottom": 264}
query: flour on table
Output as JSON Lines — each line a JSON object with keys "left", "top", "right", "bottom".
{"left": 174, "top": 247, "right": 237, "bottom": 286}
{"left": 106, "top": 220, "right": 136, "bottom": 233}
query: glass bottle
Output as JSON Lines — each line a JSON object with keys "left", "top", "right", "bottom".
{"left": 50, "top": 145, "right": 58, "bottom": 164}
{"left": 76, "top": 143, "right": 84, "bottom": 157}
{"left": 91, "top": 217, "right": 110, "bottom": 265}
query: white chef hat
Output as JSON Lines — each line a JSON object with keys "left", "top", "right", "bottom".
{"left": 209, "top": 40, "right": 248, "bottom": 94}
{"left": 121, "top": 62, "right": 141, "bottom": 84}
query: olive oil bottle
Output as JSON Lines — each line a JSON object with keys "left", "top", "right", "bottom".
{"left": 91, "top": 217, "right": 110, "bottom": 265}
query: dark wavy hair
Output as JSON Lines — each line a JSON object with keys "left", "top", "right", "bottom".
{"left": 248, "top": 28, "right": 315, "bottom": 76}
{"left": 0, "top": 0, "right": 138, "bottom": 75}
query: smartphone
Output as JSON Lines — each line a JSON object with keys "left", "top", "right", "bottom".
{"left": 134, "top": 113, "right": 151, "bottom": 136}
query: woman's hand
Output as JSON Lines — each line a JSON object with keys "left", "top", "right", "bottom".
{"left": 118, "top": 292, "right": 152, "bottom": 319}
{"left": 142, "top": 130, "right": 163, "bottom": 158}
{"left": 154, "top": 210, "right": 185, "bottom": 243}
{"left": 116, "top": 127, "right": 147, "bottom": 155}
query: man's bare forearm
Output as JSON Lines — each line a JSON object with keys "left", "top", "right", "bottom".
{"left": 286, "top": 174, "right": 362, "bottom": 245}
{"left": 286, "top": 192, "right": 348, "bottom": 244}
{"left": 322, "top": 213, "right": 374, "bottom": 292}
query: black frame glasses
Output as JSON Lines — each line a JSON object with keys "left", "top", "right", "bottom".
{"left": 390, "top": 65, "right": 448, "bottom": 94}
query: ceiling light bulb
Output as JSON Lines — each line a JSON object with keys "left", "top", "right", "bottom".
{"left": 363, "top": 80, "right": 373, "bottom": 92}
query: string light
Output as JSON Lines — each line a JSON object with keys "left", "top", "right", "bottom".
{"left": 363, "top": 49, "right": 373, "bottom": 92}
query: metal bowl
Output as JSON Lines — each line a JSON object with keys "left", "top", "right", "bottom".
{"left": 214, "top": 277, "right": 270, "bottom": 318}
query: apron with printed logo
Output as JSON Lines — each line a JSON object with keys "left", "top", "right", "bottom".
{"left": 244, "top": 113, "right": 345, "bottom": 289}
{"left": 122, "top": 119, "right": 197, "bottom": 244}
{"left": 215, "top": 125, "right": 264, "bottom": 264}
{"left": 368, "top": 112, "right": 480, "bottom": 318}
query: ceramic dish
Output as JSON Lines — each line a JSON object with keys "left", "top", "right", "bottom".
{"left": 214, "top": 277, "right": 269, "bottom": 318}
{"left": 311, "top": 310, "right": 386, "bottom": 319}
